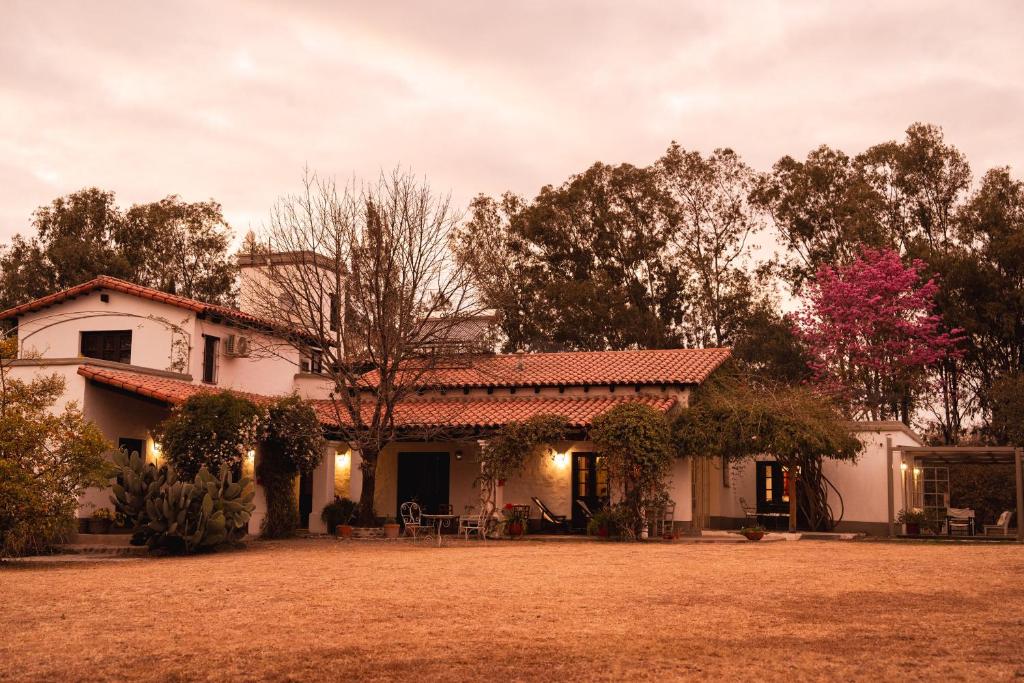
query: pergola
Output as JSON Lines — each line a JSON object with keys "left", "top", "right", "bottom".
{"left": 885, "top": 441, "right": 1023, "bottom": 542}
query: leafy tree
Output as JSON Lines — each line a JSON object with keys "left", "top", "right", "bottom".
{"left": 793, "top": 247, "right": 962, "bottom": 425}
{"left": 990, "top": 374, "right": 1024, "bottom": 446}
{"left": 259, "top": 395, "right": 326, "bottom": 538}
{"left": 457, "top": 162, "right": 683, "bottom": 351}
{"left": 673, "top": 373, "right": 862, "bottom": 531}
{"left": 590, "top": 403, "right": 674, "bottom": 538}
{"left": 0, "top": 189, "right": 237, "bottom": 309}
{"left": 730, "top": 303, "right": 812, "bottom": 385}
{"left": 156, "top": 392, "right": 264, "bottom": 479}
{"left": 659, "top": 145, "right": 766, "bottom": 347}
{"left": 0, "top": 338, "right": 110, "bottom": 556}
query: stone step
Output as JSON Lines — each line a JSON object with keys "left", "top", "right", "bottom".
{"left": 71, "top": 532, "right": 134, "bottom": 546}
{"left": 58, "top": 544, "right": 148, "bottom": 556}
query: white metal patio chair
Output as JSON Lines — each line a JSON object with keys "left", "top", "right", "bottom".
{"left": 984, "top": 510, "right": 1013, "bottom": 536}
{"left": 400, "top": 501, "right": 430, "bottom": 539}
{"left": 460, "top": 501, "right": 495, "bottom": 541}
{"left": 739, "top": 497, "right": 759, "bottom": 525}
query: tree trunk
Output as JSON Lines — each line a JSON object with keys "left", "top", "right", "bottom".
{"left": 356, "top": 448, "right": 378, "bottom": 525}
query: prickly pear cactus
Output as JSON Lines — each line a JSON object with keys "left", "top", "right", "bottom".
{"left": 109, "top": 450, "right": 166, "bottom": 545}
{"left": 144, "top": 465, "right": 255, "bottom": 554}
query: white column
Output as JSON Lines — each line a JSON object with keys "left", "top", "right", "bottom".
{"left": 308, "top": 444, "right": 336, "bottom": 534}
{"left": 349, "top": 444, "right": 363, "bottom": 502}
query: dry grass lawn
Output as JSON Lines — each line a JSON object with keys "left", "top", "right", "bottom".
{"left": 2, "top": 538, "right": 1023, "bottom": 681}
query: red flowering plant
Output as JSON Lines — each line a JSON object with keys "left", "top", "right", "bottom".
{"left": 792, "top": 247, "right": 963, "bottom": 423}
{"left": 502, "top": 503, "right": 529, "bottom": 529}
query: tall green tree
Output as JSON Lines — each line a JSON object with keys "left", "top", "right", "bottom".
{"left": 659, "top": 145, "right": 766, "bottom": 348}
{"left": 0, "top": 189, "right": 237, "bottom": 309}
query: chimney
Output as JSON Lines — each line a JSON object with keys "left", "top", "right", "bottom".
{"left": 515, "top": 349, "right": 526, "bottom": 371}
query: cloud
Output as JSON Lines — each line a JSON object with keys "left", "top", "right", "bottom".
{"left": 0, "top": 0, "right": 1022, "bottom": 248}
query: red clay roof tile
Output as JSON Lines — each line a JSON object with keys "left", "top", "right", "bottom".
{"left": 77, "top": 365, "right": 677, "bottom": 429}
{"left": 0, "top": 275, "right": 283, "bottom": 332}
{"left": 365, "top": 348, "right": 731, "bottom": 389}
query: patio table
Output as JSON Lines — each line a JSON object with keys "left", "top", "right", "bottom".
{"left": 420, "top": 513, "right": 458, "bottom": 547}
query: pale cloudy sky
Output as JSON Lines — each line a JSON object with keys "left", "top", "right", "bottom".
{"left": 1, "top": 1, "right": 1022, "bottom": 244}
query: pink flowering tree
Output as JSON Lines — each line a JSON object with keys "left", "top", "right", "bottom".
{"left": 793, "top": 247, "right": 962, "bottom": 425}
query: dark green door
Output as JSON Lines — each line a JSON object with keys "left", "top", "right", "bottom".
{"left": 396, "top": 452, "right": 450, "bottom": 517}
{"left": 571, "top": 452, "right": 609, "bottom": 532}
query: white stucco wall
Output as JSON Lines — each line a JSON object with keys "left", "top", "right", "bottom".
{"left": 191, "top": 318, "right": 300, "bottom": 396}
{"left": 16, "top": 292, "right": 195, "bottom": 373}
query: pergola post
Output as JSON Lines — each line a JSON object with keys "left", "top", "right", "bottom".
{"left": 886, "top": 437, "right": 895, "bottom": 538}
{"left": 1015, "top": 447, "right": 1023, "bottom": 543}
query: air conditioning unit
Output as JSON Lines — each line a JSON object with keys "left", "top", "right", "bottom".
{"left": 224, "top": 335, "right": 251, "bottom": 358}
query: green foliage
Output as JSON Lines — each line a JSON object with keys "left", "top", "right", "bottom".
{"left": 109, "top": 452, "right": 254, "bottom": 553}
{"left": 674, "top": 372, "right": 861, "bottom": 531}
{"left": 478, "top": 415, "right": 568, "bottom": 506}
{"left": 157, "top": 392, "right": 264, "bottom": 479}
{"left": 263, "top": 395, "right": 326, "bottom": 475}
{"left": 896, "top": 508, "right": 928, "bottom": 525}
{"left": 990, "top": 374, "right": 1024, "bottom": 446}
{"left": 590, "top": 403, "right": 674, "bottom": 538}
{"left": 321, "top": 497, "right": 357, "bottom": 534}
{"left": 586, "top": 504, "right": 629, "bottom": 540}
{"left": 91, "top": 507, "right": 114, "bottom": 521}
{"left": 0, "top": 340, "right": 111, "bottom": 556}
{"left": 0, "top": 188, "right": 237, "bottom": 310}
{"left": 948, "top": 464, "right": 1016, "bottom": 526}
{"left": 258, "top": 395, "right": 325, "bottom": 539}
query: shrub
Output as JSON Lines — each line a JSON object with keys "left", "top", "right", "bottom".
{"left": 591, "top": 403, "right": 674, "bottom": 538}
{"left": 258, "top": 395, "right": 325, "bottom": 539}
{"left": 586, "top": 505, "right": 629, "bottom": 539}
{"left": 0, "top": 348, "right": 111, "bottom": 557}
{"left": 110, "top": 449, "right": 168, "bottom": 545}
{"left": 156, "top": 392, "right": 264, "bottom": 479}
{"left": 321, "top": 497, "right": 357, "bottom": 534}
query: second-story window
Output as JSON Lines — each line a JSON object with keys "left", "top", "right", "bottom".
{"left": 81, "top": 331, "right": 132, "bottom": 364}
{"left": 202, "top": 335, "right": 219, "bottom": 383}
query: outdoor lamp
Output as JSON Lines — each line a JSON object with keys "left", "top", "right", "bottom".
{"left": 553, "top": 452, "right": 570, "bottom": 468}
{"left": 335, "top": 451, "right": 351, "bottom": 468}
{"left": 246, "top": 449, "right": 256, "bottom": 463}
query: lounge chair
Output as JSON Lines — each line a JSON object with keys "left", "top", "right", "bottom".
{"left": 531, "top": 496, "right": 569, "bottom": 533}
{"left": 947, "top": 507, "right": 975, "bottom": 536}
{"left": 575, "top": 499, "right": 595, "bottom": 533}
{"left": 984, "top": 510, "right": 1013, "bottom": 537}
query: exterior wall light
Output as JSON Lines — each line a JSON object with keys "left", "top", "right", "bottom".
{"left": 246, "top": 449, "right": 256, "bottom": 463}
{"left": 553, "top": 452, "right": 570, "bottom": 468}
{"left": 336, "top": 451, "right": 351, "bottom": 469}
{"left": 900, "top": 462, "right": 908, "bottom": 472}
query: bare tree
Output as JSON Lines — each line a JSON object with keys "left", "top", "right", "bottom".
{"left": 242, "top": 168, "right": 485, "bottom": 524}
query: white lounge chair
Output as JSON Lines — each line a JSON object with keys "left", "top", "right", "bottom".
{"left": 984, "top": 511, "right": 1013, "bottom": 537}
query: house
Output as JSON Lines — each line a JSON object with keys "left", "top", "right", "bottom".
{"left": 0, "top": 257, "right": 925, "bottom": 537}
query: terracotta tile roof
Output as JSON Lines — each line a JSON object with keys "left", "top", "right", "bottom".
{"left": 76, "top": 365, "right": 676, "bottom": 429}
{"left": 0, "top": 275, "right": 282, "bottom": 332}
{"left": 366, "top": 348, "right": 731, "bottom": 389}
{"left": 77, "top": 365, "right": 271, "bottom": 406}
{"left": 313, "top": 394, "right": 677, "bottom": 429}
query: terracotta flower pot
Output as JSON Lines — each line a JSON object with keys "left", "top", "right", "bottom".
{"left": 337, "top": 524, "right": 353, "bottom": 539}
{"left": 383, "top": 523, "right": 401, "bottom": 539}
{"left": 507, "top": 522, "right": 524, "bottom": 538}
{"left": 597, "top": 526, "right": 610, "bottom": 538}
{"left": 742, "top": 530, "right": 765, "bottom": 541}
{"left": 905, "top": 523, "right": 921, "bottom": 536}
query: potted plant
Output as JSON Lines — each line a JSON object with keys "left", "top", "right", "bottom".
{"left": 89, "top": 507, "right": 114, "bottom": 534}
{"left": 897, "top": 508, "right": 928, "bottom": 536}
{"left": 382, "top": 516, "right": 401, "bottom": 539}
{"left": 503, "top": 503, "right": 528, "bottom": 538}
{"left": 321, "top": 497, "right": 357, "bottom": 538}
{"left": 740, "top": 525, "right": 766, "bottom": 541}
{"left": 587, "top": 507, "right": 619, "bottom": 539}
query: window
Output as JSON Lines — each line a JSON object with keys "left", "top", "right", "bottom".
{"left": 301, "top": 349, "right": 323, "bottom": 374}
{"left": 202, "top": 335, "right": 219, "bottom": 383}
{"left": 81, "top": 331, "right": 132, "bottom": 364}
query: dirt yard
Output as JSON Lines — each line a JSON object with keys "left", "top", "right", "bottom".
{"left": 2, "top": 538, "right": 1022, "bottom": 681}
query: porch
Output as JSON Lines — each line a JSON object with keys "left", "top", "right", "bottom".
{"left": 308, "top": 439, "right": 695, "bottom": 535}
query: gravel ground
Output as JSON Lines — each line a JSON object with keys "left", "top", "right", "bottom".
{"left": 2, "top": 537, "right": 1022, "bottom": 681}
